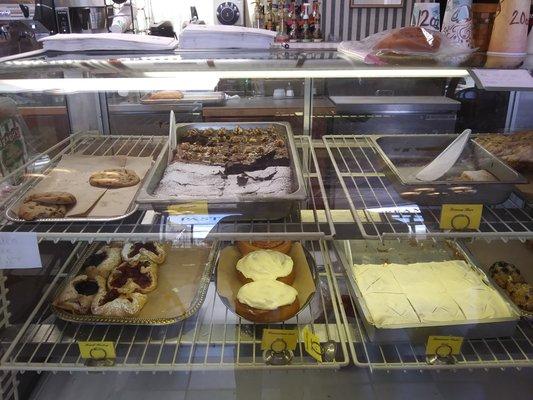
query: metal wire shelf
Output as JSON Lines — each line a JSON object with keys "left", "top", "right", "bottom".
{"left": 326, "top": 241, "right": 533, "bottom": 371}
{"left": 0, "top": 241, "right": 349, "bottom": 372}
{"left": 0, "top": 135, "right": 334, "bottom": 242}
{"left": 322, "top": 135, "right": 533, "bottom": 241}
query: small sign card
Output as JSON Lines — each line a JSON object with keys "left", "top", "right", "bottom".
{"left": 0, "top": 232, "right": 42, "bottom": 269}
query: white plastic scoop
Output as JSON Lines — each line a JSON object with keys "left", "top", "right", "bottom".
{"left": 415, "top": 129, "right": 472, "bottom": 182}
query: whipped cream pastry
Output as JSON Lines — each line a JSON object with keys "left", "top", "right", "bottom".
{"left": 237, "top": 280, "right": 298, "bottom": 310}
{"left": 236, "top": 249, "right": 293, "bottom": 281}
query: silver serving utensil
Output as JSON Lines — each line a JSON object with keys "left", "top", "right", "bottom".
{"left": 321, "top": 341, "right": 337, "bottom": 362}
{"left": 415, "top": 129, "right": 471, "bottom": 182}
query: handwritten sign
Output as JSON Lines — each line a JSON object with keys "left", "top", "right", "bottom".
{"left": 439, "top": 204, "right": 483, "bottom": 230}
{"left": 303, "top": 326, "right": 322, "bottom": 362}
{"left": 0, "top": 232, "right": 41, "bottom": 269}
{"left": 78, "top": 341, "right": 116, "bottom": 359}
{"left": 261, "top": 328, "right": 298, "bottom": 352}
{"left": 471, "top": 69, "right": 533, "bottom": 91}
{"left": 426, "top": 336, "right": 463, "bottom": 357}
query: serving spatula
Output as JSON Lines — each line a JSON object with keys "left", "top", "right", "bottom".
{"left": 415, "top": 129, "right": 471, "bottom": 182}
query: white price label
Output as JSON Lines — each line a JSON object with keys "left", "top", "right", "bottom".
{"left": 0, "top": 232, "right": 42, "bottom": 269}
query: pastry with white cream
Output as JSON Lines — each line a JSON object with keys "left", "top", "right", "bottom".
{"left": 236, "top": 249, "right": 295, "bottom": 285}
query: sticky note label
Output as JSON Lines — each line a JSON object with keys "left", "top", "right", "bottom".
{"left": 439, "top": 204, "right": 483, "bottom": 230}
{"left": 303, "top": 326, "right": 322, "bottom": 362}
{"left": 0, "top": 232, "right": 42, "bottom": 269}
{"left": 78, "top": 341, "right": 116, "bottom": 360}
{"left": 426, "top": 336, "right": 463, "bottom": 357}
{"left": 167, "top": 201, "right": 208, "bottom": 215}
{"left": 261, "top": 328, "right": 298, "bottom": 352}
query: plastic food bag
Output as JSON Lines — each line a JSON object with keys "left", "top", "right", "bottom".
{"left": 338, "top": 26, "right": 475, "bottom": 65}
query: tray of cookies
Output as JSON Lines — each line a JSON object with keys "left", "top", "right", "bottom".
{"left": 136, "top": 121, "right": 307, "bottom": 220}
{"left": 52, "top": 241, "right": 217, "bottom": 325}
{"left": 335, "top": 239, "right": 521, "bottom": 343}
{"left": 370, "top": 134, "right": 527, "bottom": 205}
{"left": 215, "top": 241, "right": 317, "bottom": 323}
{"left": 6, "top": 152, "right": 156, "bottom": 222}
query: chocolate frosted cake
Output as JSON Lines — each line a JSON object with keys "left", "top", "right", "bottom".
{"left": 156, "top": 126, "right": 293, "bottom": 199}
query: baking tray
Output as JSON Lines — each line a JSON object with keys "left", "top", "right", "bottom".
{"left": 140, "top": 91, "right": 226, "bottom": 106}
{"left": 52, "top": 242, "right": 217, "bottom": 325}
{"left": 371, "top": 134, "right": 528, "bottom": 205}
{"left": 334, "top": 239, "right": 521, "bottom": 343}
{"left": 136, "top": 122, "right": 307, "bottom": 220}
{"left": 215, "top": 242, "right": 319, "bottom": 323}
{"left": 4, "top": 135, "right": 165, "bottom": 223}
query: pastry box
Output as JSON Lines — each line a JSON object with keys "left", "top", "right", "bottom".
{"left": 52, "top": 242, "right": 217, "bottom": 325}
{"left": 136, "top": 121, "right": 307, "bottom": 220}
{"left": 335, "top": 239, "right": 521, "bottom": 343}
{"left": 215, "top": 242, "right": 317, "bottom": 323}
{"left": 371, "top": 134, "right": 527, "bottom": 205}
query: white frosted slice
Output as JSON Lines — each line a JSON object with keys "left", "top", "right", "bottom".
{"left": 391, "top": 263, "right": 447, "bottom": 293}
{"left": 236, "top": 250, "right": 293, "bottom": 281}
{"left": 237, "top": 280, "right": 298, "bottom": 310}
{"left": 448, "top": 288, "right": 512, "bottom": 319}
{"left": 408, "top": 293, "right": 465, "bottom": 323}
{"left": 352, "top": 264, "right": 403, "bottom": 294}
{"left": 363, "top": 293, "right": 420, "bottom": 327}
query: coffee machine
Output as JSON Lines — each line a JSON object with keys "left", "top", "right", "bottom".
{"left": 35, "top": 0, "right": 111, "bottom": 34}
{"left": 0, "top": 3, "right": 49, "bottom": 56}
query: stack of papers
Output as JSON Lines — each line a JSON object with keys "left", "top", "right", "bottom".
{"left": 39, "top": 33, "right": 178, "bottom": 52}
{"left": 179, "top": 25, "right": 276, "bottom": 49}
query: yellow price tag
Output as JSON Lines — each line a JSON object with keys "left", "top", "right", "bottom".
{"left": 439, "top": 204, "right": 483, "bottom": 230}
{"left": 78, "top": 341, "right": 116, "bottom": 360}
{"left": 167, "top": 201, "right": 208, "bottom": 215}
{"left": 303, "top": 326, "right": 322, "bottom": 362}
{"left": 426, "top": 336, "right": 463, "bottom": 357}
{"left": 261, "top": 328, "right": 298, "bottom": 352}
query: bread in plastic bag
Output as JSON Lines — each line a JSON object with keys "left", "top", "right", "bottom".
{"left": 338, "top": 27, "right": 475, "bottom": 65}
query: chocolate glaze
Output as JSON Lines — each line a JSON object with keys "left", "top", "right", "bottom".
{"left": 101, "top": 289, "right": 120, "bottom": 305}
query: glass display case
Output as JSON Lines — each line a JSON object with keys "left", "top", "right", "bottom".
{"left": 0, "top": 49, "right": 531, "bottom": 399}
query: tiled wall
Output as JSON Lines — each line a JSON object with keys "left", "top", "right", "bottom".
{"left": 323, "top": 0, "right": 431, "bottom": 41}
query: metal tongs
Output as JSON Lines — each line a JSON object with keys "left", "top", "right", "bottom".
{"left": 415, "top": 129, "right": 471, "bottom": 182}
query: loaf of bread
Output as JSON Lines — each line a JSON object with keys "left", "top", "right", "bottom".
{"left": 374, "top": 27, "right": 442, "bottom": 54}
{"left": 149, "top": 90, "right": 184, "bottom": 100}
{"left": 475, "top": 131, "right": 533, "bottom": 173}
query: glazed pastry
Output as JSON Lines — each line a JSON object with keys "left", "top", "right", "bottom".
{"left": 235, "top": 249, "right": 295, "bottom": 285}
{"left": 107, "top": 260, "right": 158, "bottom": 294}
{"left": 91, "top": 276, "right": 147, "bottom": 317}
{"left": 84, "top": 245, "right": 122, "bottom": 279}
{"left": 235, "top": 280, "right": 299, "bottom": 323}
{"left": 122, "top": 242, "right": 166, "bottom": 264}
{"left": 236, "top": 240, "right": 292, "bottom": 255}
{"left": 53, "top": 275, "right": 99, "bottom": 315}
{"left": 507, "top": 283, "right": 533, "bottom": 312}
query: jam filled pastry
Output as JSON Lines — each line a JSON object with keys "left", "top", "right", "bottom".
{"left": 107, "top": 260, "right": 158, "bottom": 294}
{"left": 53, "top": 275, "right": 99, "bottom": 315}
{"left": 84, "top": 245, "right": 122, "bottom": 279}
{"left": 236, "top": 240, "right": 292, "bottom": 255}
{"left": 91, "top": 276, "right": 147, "bottom": 317}
{"left": 122, "top": 242, "right": 166, "bottom": 264}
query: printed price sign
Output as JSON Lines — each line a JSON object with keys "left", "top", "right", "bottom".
{"left": 78, "top": 341, "right": 116, "bottom": 360}
{"left": 261, "top": 328, "right": 298, "bottom": 352}
{"left": 426, "top": 336, "right": 463, "bottom": 357}
{"left": 439, "top": 204, "right": 483, "bottom": 230}
{"left": 0, "top": 232, "right": 42, "bottom": 269}
{"left": 303, "top": 326, "right": 322, "bottom": 362}
{"left": 167, "top": 201, "right": 208, "bottom": 215}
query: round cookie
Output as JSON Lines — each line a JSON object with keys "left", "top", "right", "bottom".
{"left": 507, "top": 283, "right": 533, "bottom": 312}
{"left": 18, "top": 201, "right": 67, "bottom": 221}
{"left": 89, "top": 168, "right": 140, "bottom": 188}
{"left": 25, "top": 191, "right": 76, "bottom": 205}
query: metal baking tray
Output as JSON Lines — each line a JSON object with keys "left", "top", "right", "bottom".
{"left": 52, "top": 242, "right": 218, "bottom": 325}
{"left": 334, "top": 239, "right": 521, "bottom": 343}
{"left": 371, "top": 134, "right": 528, "bottom": 205}
{"left": 140, "top": 91, "right": 226, "bottom": 106}
{"left": 4, "top": 135, "right": 165, "bottom": 223}
{"left": 136, "top": 122, "right": 307, "bottom": 220}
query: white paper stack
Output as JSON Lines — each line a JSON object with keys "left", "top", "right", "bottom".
{"left": 39, "top": 33, "right": 178, "bottom": 52}
{"left": 179, "top": 25, "right": 276, "bottom": 50}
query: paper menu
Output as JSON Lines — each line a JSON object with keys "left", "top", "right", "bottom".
{"left": 0, "top": 232, "right": 42, "bottom": 269}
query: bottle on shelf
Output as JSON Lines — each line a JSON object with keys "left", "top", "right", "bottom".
{"left": 301, "top": 3, "right": 310, "bottom": 42}
{"left": 288, "top": 1, "right": 298, "bottom": 42}
{"left": 252, "top": 0, "right": 264, "bottom": 29}
{"left": 312, "top": 1, "right": 322, "bottom": 42}
{"left": 275, "top": 0, "right": 289, "bottom": 42}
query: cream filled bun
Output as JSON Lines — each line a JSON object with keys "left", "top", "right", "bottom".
{"left": 236, "top": 249, "right": 294, "bottom": 283}
{"left": 237, "top": 280, "right": 298, "bottom": 311}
